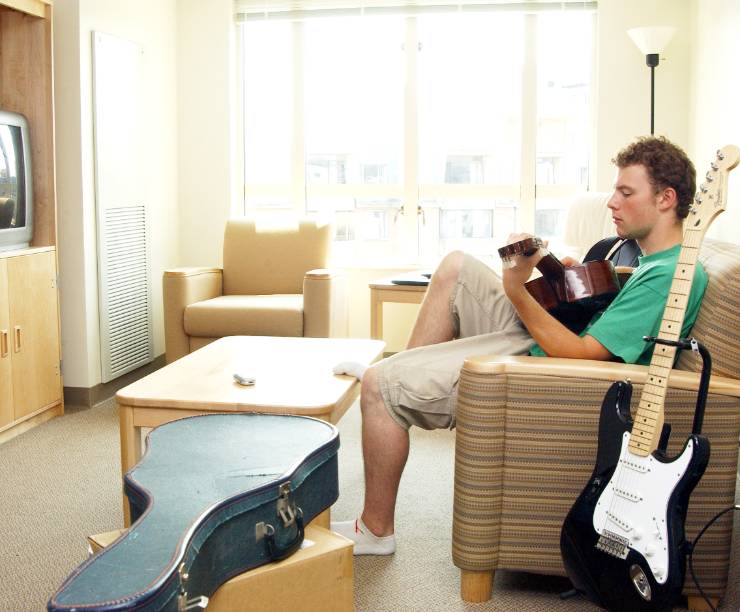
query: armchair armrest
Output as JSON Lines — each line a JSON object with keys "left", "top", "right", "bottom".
{"left": 163, "top": 267, "right": 223, "bottom": 363}
{"left": 462, "top": 354, "right": 740, "bottom": 395}
{"left": 303, "top": 268, "right": 348, "bottom": 338}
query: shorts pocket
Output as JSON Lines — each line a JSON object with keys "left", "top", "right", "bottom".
{"left": 396, "top": 384, "right": 454, "bottom": 430}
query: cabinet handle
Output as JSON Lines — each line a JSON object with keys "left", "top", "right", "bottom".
{"left": 1, "top": 330, "right": 7, "bottom": 357}
{"left": 13, "top": 325, "right": 21, "bottom": 353}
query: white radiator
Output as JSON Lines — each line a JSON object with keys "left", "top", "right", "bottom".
{"left": 97, "top": 206, "right": 153, "bottom": 382}
{"left": 92, "top": 32, "right": 153, "bottom": 383}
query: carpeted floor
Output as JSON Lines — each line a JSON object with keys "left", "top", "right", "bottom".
{"left": 0, "top": 399, "right": 737, "bottom": 611}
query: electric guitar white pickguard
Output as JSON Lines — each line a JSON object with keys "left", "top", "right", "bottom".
{"left": 593, "top": 431, "right": 695, "bottom": 584}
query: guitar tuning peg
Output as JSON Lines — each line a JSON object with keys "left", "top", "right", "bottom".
{"left": 717, "top": 149, "right": 725, "bottom": 160}
{"left": 705, "top": 172, "right": 714, "bottom": 182}
{"left": 695, "top": 195, "right": 703, "bottom": 204}
{"left": 690, "top": 206, "right": 697, "bottom": 214}
{"left": 700, "top": 184, "right": 708, "bottom": 193}
{"left": 711, "top": 162, "right": 719, "bottom": 171}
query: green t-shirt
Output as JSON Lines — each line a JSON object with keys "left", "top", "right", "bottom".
{"left": 529, "top": 244, "right": 708, "bottom": 365}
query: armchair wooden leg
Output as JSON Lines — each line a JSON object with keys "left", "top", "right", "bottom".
{"left": 687, "top": 595, "right": 719, "bottom": 611}
{"left": 460, "top": 569, "right": 494, "bottom": 602}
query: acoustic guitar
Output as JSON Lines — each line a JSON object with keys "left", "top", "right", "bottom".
{"left": 560, "top": 145, "right": 740, "bottom": 611}
{"left": 498, "top": 237, "right": 627, "bottom": 330}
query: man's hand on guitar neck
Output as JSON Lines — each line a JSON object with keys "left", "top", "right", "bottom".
{"left": 501, "top": 232, "right": 547, "bottom": 287}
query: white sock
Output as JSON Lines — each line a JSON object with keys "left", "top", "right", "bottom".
{"left": 332, "top": 361, "right": 367, "bottom": 381}
{"left": 331, "top": 517, "right": 396, "bottom": 556}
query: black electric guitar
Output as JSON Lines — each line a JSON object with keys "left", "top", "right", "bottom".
{"left": 560, "top": 145, "right": 740, "bottom": 611}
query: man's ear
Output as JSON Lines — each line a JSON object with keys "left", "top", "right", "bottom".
{"left": 657, "top": 187, "right": 678, "bottom": 212}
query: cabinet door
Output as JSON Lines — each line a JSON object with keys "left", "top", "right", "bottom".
{"left": 0, "top": 259, "right": 12, "bottom": 428}
{"left": 8, "top": 251, "right": 61, "bottom": 420}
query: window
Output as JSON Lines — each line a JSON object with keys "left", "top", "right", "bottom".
{"left": 238, "top": 5, "right": 595, "bottom": 266}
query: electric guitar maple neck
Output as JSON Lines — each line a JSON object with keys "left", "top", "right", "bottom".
{"left": 629, "top": 148, "right": 740, "bottom": 457}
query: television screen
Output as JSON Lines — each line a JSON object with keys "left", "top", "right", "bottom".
{"left": 0, "top": 110, "right": 32, "bottom": 251}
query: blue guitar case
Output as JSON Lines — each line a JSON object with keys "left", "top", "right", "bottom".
{"left": 48, "top": 413, "right": 340, "bottom": 611}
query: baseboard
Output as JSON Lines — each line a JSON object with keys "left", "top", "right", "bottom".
{"left": 63, "top": 354, "right": 166, "bottom": 409}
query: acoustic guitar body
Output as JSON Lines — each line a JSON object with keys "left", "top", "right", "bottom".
{"left": 527, "top": 259, "right": 621, "bottom": 332}
{"left": 48, "top": 414, "right": 339, "bottom": 611}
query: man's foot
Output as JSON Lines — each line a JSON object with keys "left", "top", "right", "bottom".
{"left": 332, "top": 361, "right": 367, "bottom": 381}
{"left": 331, "top": 518, "right": 396, "bottom": 555}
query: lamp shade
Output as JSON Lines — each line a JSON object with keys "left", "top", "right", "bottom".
{"left": 627, "top": 26, "right": 676, "bottom": 55}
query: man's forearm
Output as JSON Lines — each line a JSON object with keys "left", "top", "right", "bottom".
{"left": 505, "top": 284, "right": 611, "bottom": 360}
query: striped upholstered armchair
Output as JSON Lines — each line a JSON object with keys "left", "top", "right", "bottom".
{"left": 452, "top": 196, "right": 740, "bottom": 610}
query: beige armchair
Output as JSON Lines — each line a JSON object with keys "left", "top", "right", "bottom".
{"left": 163, "top": 217, "right": 347, "bottom": 363}
{"left": 452, "top": 194, "right": 740, "bottom": 609}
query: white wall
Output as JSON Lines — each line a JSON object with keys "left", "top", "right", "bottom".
{"left": 177, "top": 0, "right": 236, "bottom": 267}
{"left": 54, "top": 0, "right": 179, "bottom": 388}
{"left": 594, "top": 0, "right": 692, "bottom": 190}
{"left": 689, "top": 0, "right": 740, "bottom": 243}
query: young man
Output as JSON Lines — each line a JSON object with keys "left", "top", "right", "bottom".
{"left": 332, "top": 136, "right": 708, "bottom": 555}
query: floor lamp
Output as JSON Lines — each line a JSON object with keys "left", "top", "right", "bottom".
{"left": 627, "top": 26, "right": 676, "bottom": 135}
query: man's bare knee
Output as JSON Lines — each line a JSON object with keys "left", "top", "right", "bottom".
{"left": 360, "top": 366, "right": 382, "bottom": 412}
{"left": 431, "top": 250, "right": 464, "bottom": 291}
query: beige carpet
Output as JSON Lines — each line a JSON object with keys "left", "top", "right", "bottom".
{"left": 0, "top": 399, "right": 737, "bottom": 611}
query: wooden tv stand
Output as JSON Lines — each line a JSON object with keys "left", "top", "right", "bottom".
{"left": 0, "top": 0, "right": 64, "bottom": 443}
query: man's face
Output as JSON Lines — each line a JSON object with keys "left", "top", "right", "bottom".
{"left": 607, "top": 164, "right": 661, "bottom": 240}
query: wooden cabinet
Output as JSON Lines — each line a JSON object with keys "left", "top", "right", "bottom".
{"left": 0, "top": 248, "right": 61, "bottom": 433}
{"left": 5, "top": 249, "right": 61, "bottom": 420}
{"left": 0, "top": 0, "right": 63, "bottom": 443}
{"left": 0, "top": 258, "right": 12, "bottom": 428}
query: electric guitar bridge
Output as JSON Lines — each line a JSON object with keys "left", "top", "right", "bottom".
{"left": 596, "top": 530, "right": 629, "bottom": 559}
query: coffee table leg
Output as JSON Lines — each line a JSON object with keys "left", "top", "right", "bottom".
{"left": 118, "top": 403, "right": 141, "bottom": 527}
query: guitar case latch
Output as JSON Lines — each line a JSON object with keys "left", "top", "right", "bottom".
{"left": 277, "top": 481, "right": 298, "bottom": 527}
{"left": 176, "top": 563, "right": 209, "bottom": 611}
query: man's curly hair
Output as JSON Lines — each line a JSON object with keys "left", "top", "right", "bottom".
{"left": 612, "top": 136, "right": 696, "bottom": 219}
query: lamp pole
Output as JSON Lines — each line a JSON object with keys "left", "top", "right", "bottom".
{"left": 646, "top": 53, "right": 659, "bottom": 135}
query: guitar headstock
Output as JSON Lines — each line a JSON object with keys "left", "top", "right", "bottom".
{"left": 688, "top": 144, "right": 740, "bottom": 232}
{"left": 498, "top": 236, "right": 545, "bottom": 261}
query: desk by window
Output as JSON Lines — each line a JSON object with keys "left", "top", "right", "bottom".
{"left": 368, "top": 278, "right": 427, "bottom": 340}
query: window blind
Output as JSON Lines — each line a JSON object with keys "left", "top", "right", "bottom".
{"left": 235, "top": 1, "right": 597, "bottom": 21}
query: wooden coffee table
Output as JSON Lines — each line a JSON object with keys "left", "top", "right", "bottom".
{"left": 116, "top": 335, "right": 384, "bottom": 525}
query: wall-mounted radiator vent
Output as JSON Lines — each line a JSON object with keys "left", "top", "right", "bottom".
{"left": 98, "top": 206, "right": 153, "bottom": 382}
{"left": 92, "top": 31, "right": 153, "bottom": 383}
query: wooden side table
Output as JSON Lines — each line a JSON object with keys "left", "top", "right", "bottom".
{"left": 368, "top": 278, "right": 427, "bottom": 341}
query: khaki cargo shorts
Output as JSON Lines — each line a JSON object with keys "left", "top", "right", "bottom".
{"left": 374, "top": 253, "right": 535, "bottom": 431}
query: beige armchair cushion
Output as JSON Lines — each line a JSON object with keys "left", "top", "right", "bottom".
{"left": 223, "top": 218, "right": 331, "bottom": 295}
{"left": 676, "top": 239, "right": 740, "bottom": 378}
{"left": 184, "top": 294, "right": 304, "bottom": 338}
{"left": 560, "top": 192, "right": 616, "bottom": 260}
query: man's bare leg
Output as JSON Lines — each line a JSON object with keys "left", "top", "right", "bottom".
{"left": 332, "top": 252, "right": 463, "bottom": 552}
{"left": 333, "top": 250, "right": 464, "bottom": 381}
{"left": 407, "top": 250, "right": 464, "bottom": 348}
{"left": 358, "top": 366, "right": 408, "bottom": 536}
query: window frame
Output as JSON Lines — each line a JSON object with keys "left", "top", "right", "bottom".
{"left": 236, "top": 8, "right": 597, "bottom": 266}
